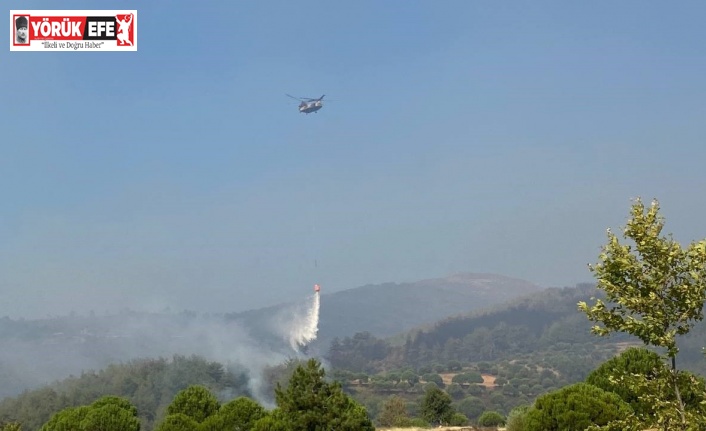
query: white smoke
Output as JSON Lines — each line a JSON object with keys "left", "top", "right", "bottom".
{"left": 287, "top": 292, "right": 320, "bottom": 351}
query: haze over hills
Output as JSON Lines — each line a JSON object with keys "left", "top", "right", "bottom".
{"left": 0, "top": 272, "right": 541, "bottom": 398}
{"left": 328, "top": 281, "right": 706, "bottom": 378}
{"left": 227, "top": 272, "right": 544, "bottom": 349}
{"left": 6, "top": 280, "right": 706, "bottom": 430}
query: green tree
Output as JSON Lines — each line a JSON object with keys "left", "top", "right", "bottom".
{"left": 166, "top": 386, "right": 220, "bottom": 423}
{"left": 524, "top": 383, "right": 632, "bottom": 431}
{"left": 506, "top": 404, "right": 531, "bottom": 431}
{"left": 12, "top": 356, "right": 248, "bottom": 431}
{"left": 448, "top": 412, "right": 468, "bottom": 426}
{"left": 477, "top": 362, "right": 493, "bottom": 373}
{"left": 41, "top": 396, "right": 140, "bottom": 431}
{"left": 455, "top": 396, "right": 484, "bottom": 420}
{"left": 420, "top": 387, "right": 454, "bottom": 426}
{"left": 41, "top": 406, "right": 91, "bottom": 431}
{"left": 385, "top": 371, "right": 401, "bottom": 384}
{"left": 578, "top": 198, "right": 706, "bottom": 431}
{"left": 1, "top": 424, "right": 21, "bottom": 431}
{"left": 251, "top": 414, "right": 289, "bottom": 431}
{"left": 274, "top": 359, "right": 374, "bottom": 431}
{"left": 422, "top": 373, "right": 444, "bottom": 386}
{"left": 589, "top": 366, "right": 706, "bottom": 431}
{"left": 446, "top": 383, "right": 465, "bottom": 400}
{"left": 155, "top": 413, "right": 198, "bottom": 431}
{"left": 89, "top": 396, "right": 138, "bottom": 418}
{"left": 251, "top": 408, "right": 290, "bottom": 431}
{"left": 586, "top": 347, "right": 665, "bottom": 415}
{"left": 81, "top": 404, "right": 140, "bottom": 431}
{"left": 197, "top": 415, "right": 226, "bottom": 431}
{"left": 478, "top": 410, "right": 505, "bottom": 427}
{"left": 452, "top": 372, "right": 483, "bottom": 385}
{"left": 263, "top": 359, "right": 305, "bottom": 395}
{"left": 400, "top": 370, "right": 418, "bottom": 385}
{"left": 377, "top": 396, "right": 409, "bottom": 427}
{"left": 447, "top": 360, "right": 462, "bottom": 371}
{"left": 216, "top": 397, "right": 266, "bottom": 430}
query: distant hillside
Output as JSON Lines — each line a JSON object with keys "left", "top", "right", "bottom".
{"left": 326, "top": 284, "right": 619, "bottom": 373}
{"left": 6, "top": 281, "right": 706, "bottom": 430}
{"left": 228, "top": 273, "right": 544, "bottom": 350}
{"left": 324, "top": 283, "right": 706, "bottom": 419}
{"left": 408, "top": 283, "right": 600, "bottom": 352}
{"left": 327, "top": 282, "right": 706, "bottom": 377}
{"left": 0, "top": 273, "right": 541, "bottom": 399}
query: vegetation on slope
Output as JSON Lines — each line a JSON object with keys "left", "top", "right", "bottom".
{"left": 0, "top": 355, "right": 249, "bottom": 431}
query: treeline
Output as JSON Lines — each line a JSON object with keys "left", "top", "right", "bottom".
{"left": 0, "top": 311, "right": 255, "bottom": 400}
{"left": 0, "top": 359, "right": 374, "bottom": 431}
{"left": 328, "top": 282, "right": 706, "bottom": 377}
{"left": 344, "top": 347, "right": 706, "bottom": 429}
{"left": 327, "top": 284, "right": 623, "bottom": 373}
{"left": 329, "top": 345, "right": 619, "bottom": 423}
{"left": 323, "top": 284, "right": 669, "bottom": 420}
{"left": 0, "top": 355, "right": 250, "bottom": 431}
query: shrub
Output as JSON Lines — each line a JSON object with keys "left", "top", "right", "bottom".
{"left": 524, "top": 383, "right": 632, "bottom": 431}
{"left": 506, "top": 404, "right": 531, "bottom": 431}
{"left": 448, "top": 412, "right": 469, "bottom": 426}
{"left": 478, "top": 410, "right": 505, "bottom": 427}
{"left": 455, "top": 396, "right": 484, "bottom": 420}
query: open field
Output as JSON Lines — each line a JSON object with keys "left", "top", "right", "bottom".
{"left": 438, "top": 373, "right": 497, "bottom": 388}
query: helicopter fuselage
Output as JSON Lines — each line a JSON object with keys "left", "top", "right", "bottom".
{"left": 299, "top": 101, "right": 323, "bottom": 114}
{"left": 288, "top": 94, "right": 326, "bottom": 114}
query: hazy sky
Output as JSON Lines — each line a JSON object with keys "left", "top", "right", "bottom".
{"left": 2, "top": 1, "right": 706, "bottom": 319}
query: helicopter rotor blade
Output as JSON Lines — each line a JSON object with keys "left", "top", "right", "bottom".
{"left": 286, "top": 94, "right": 336, "bottom": 103}
{"left": 286, "top": 94, "right": 309, "bottom": 101}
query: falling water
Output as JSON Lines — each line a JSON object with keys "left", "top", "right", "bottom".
{"left": 288, "top": 291, "right": 320, "bottom": 351}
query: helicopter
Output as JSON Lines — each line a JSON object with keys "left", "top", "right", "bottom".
{"left": 286, "top": 94, "right": 326, "bottom": 114}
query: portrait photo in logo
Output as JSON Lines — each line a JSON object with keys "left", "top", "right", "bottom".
{"left": 15, "top": 15, "right": 29, "bottom": 44}
{"left": 116, "top": 13, "right": 133, "bottom": 46}
{"left": 10, "top": 10, "right": 137, "bottom": 52}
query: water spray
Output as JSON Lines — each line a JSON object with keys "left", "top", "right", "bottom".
{"left": 288, "top": 284, "right": 320, "bottom": 352}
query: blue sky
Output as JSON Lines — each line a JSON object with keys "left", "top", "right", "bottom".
{"left": 2, "top": 1, "right": 706, "bottom": 318}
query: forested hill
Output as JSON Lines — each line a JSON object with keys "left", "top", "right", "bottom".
{"left": 327, "top": 282, "right": 706, "bottom": 377}
{"left": 230, "top": 273, "right": 544, "bottom": 349}
{"left": 328, "top": 284, "right": 629, "bottom": 374}
{"left": 0, "top": 273, "right": 541, "bottom": 399}
{"left": 0, "top": 355, "right": 251, "bottom": 431}
{"left": 408, "top": 283, "right": 600, "bottom": 351}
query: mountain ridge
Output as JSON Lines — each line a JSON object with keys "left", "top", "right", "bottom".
{"left": 0, "top": 272, "right": 543, "bottom": 398}
{"left": 228, "top": 272, "right": 544, "bottom": 350}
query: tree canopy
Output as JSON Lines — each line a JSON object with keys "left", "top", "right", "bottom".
{"left": 419, "top": 386, "right": 454, "bottom": 426}
{"left": 275, "top": 358, "right": 374, "bottom": 431}
{"left": 40, "top": 396, "right": 139, "bottom": 431}
{"left": 579, "top": 198, "right": 706, "bottom": 360}
{"left": 165, "top": 385, "right": 220, "bottom": 423}
{"left": 579, "top": 198, "right": 706, "bottom": 430}
{"left": 585, "top": 347, "right": 664, "bottom": 415}
{"left": 478, "top": 410, "right": 505, "bottom": 427}
{"left": 524, "top": 383, "right": 632, "bottom": 431}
